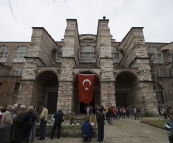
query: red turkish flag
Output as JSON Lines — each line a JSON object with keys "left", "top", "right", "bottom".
{"left": 78, "top": 74, "right": 95, "bottom": 103}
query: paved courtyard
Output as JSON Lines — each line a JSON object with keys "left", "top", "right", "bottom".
{"left": 35, "top": 117, "right": 169, "bottom": 143}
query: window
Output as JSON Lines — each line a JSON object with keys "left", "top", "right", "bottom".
{"left": 0, "top": 45, "right": 9, "bottom": 63}
{"left": 13, "top": 45, "right": 28, "bottom": 62}
{"left": 13, "top": 83, "right": 20, "bottom": 99}
{"left": 79, "top": 46, "right": 96, "bottom": 63}
{"left": 111, "top": 46, "right": 122, "bottom": 63}
{"left": 167, "top": 50, "right": 173, "bottom": 62}
{"left": 153, "top": 84, "right": 164, "bottom": 105}
{"left": 154, "top": 68, "right": 164, "bottom": 77}
{"left": 12, "top": 68, "right": 22, "bottom": 76}
{"left": 56, "top": 47, "right": 63, "bottom": 62}
{"left": 148, "top": 47, "right": 163, "bottom": 64}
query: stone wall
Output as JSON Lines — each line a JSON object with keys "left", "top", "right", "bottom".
{"left": 97, "top": 19, "right": 115, "bottom": 106}
{"left": 0, "top": 76, "right": 21, "bottom": 106}
{"left": 57, "top": 20, "right": 79, "bottom": 113}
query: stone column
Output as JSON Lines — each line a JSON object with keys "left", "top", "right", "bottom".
{"left": 97, "top": 19, "right": 115, "bottom": 107}
{"left": 57, "top": 19, "right": 79, "bottom": 113}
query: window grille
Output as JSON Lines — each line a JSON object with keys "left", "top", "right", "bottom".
{"left": 167, "top": 50, "right": 173, "bottom": 62}
{"left": 12, "top": 68, "right": 22, "bottom": 76}
{"left": 79, "top": 46, "right": 96, "bottom": 63}
{"left": 148, "top": 47, "right": 163, "bottom": 64}
{"left": 56, "top": 47, "right": 63, "bottom": 62}
{"left": 111, "top": 46, "right": 122, "bottom": 63}
{"left": 13, "top": 45, "right": 28, "bottom": 62}
{"left": 0, "top": 45, "right": 9, "bottom": 63}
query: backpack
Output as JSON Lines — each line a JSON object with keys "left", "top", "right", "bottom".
{"left": 28, "top": 117, "right": 33, "bottom": 126}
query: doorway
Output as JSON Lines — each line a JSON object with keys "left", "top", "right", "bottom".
{"left": 47, "top": 92, "right": 58, "bottom": 114}
{"left": 116, "top": 93, "right": 127, "bottom": 107}
{"left": 73, "top": 71, "right": 100, "bottom": 114}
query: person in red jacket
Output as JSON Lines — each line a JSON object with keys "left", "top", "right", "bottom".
{"left": 112, "top": 106, "right": 118, "bottom": 120}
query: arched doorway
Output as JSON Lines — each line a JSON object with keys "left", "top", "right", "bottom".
{"left": 115, "top": 71, "right": 138, "bottom": 109}
{"left": 36, "top": 71, "right": 59, "bottom": 114}
{"left": 73, "top": 71, "right": 100, "bottom": 114}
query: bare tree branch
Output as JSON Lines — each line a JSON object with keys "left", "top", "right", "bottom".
{"left": 8, "top": 0, "right": 17, "bottom": 23}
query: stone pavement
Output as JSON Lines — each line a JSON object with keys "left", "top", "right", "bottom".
{"left": 35, "top": 117, "right": 169, "bottom": 143}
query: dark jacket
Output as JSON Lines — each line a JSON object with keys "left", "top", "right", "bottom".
{"left": 107, "top": 108, "right": 113, "bottom": 117}
{"left": 96, "top": 111, "right": 105, "bottom": 126}
{"left": 53, "top": 110, "right": 64, "bottom": 124}
{"left": 21, "top": 111, "right": 36, "bottom": 128}
{"left": 81, "top": 121, "right": 93, "bottom": 136}
{"left": 14, "top": 110, "right": 26, "bottom": 126}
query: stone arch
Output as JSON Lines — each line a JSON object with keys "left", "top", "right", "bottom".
{"left": 35, "top": 69, "right": 59, "bottom": 80}
{"left": 35, "top": 70, "right": 59, "bottom": 114}
{"left": 114, "top": 70, "right": 139, "bottom": 111}
{"left": 115, "top": 70, "right": 139, "bottom": 82}
{"left": 74, "top": 70, "right": 101, "bottom": 81}
{"left": 73, "top": 70, "right": 100, "bottom": 114}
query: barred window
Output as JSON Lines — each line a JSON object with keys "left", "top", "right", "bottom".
{"left": 154, "top": 68, "right": 164, "bottom": 77}
{"left": 148, "top": 47, "right": 163, "bottom": 64}
{"left": 13, "top": 45, "right": 28, "bottom": 62}
{"left": 0, "top": 45, "right": 9, "bottom": 63}
{"left": 153, "top": 84, "right": 164, "bottom": 105}
{"left": 12, "top": 68, "right": 22, "bottom": 76}
{"left": 79, "top": 46, "right": 96, "bottom": 63}
{"left": 167, "top": 50, "right": 173, "bottom": 62}
{"left": 56, "top": 47, "right": 63, "bottom": 62}
{"left": 111, "top": 46, "right": 122, "bottom": 63}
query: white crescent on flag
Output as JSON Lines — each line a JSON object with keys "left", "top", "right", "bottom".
{"left": 83, "top": 79, "right": 91, "bottom": 87}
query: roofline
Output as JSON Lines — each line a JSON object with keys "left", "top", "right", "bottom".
{"left": 32, "top": 27, "right": 57, "bottom": 45}
{"left": 0, "top": 41, "right": 30, "bottom": 43}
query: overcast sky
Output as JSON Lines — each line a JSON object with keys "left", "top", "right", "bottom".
{"left": 0, "top": 0, "right": 173, "bottom": 43}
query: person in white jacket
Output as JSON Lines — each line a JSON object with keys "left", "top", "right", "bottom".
{"left": 0, "top": 105, "right": 13, "bottom": 143}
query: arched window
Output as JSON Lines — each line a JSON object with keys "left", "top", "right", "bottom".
{"left": 12, "top": 68, "right": 22, "bottom": 76}
{"left": 153, "top": 84, "right": 164, "bottom": 105}
{"left": 111, "top": 46, "right": 122, "bottom": 63}
{"left": 80, "top": 46, "right": 96, "bottom": 63}
{"left": 148, "top": 47, "right": 163, "bottom": 64}
{"left": 13, "top": 45, "right": 28, "bottom": 62}
{"left": 13, "top": 83, "right": 20, "bottom": 99}
{"left": 0, "top": 45, "right": 9, "bottom": 63}
{"left": 167, "top": 50, "right": 173, "bottom": 62}
{"left": 56, "top": 47, "right": 63, "bottom": 62}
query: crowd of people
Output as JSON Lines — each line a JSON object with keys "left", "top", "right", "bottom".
{"left": 0, "top": 104, "right": 48, "bottom": 143}
{"left": 1, "top": 103, "right": 173, "bottom": 143}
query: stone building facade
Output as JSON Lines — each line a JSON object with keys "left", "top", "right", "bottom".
{"left": 0, "top": 18, "right": 173, "bottom": 115}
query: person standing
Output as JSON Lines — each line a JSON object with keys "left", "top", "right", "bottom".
{"left": 12, "top": 105, "right": 26, "bottom": 143}
{"left": 165, "top": 110, "right": 173, "bottom": 143}
{"left": 107, "top": 106, "right": 113, "bottom": 124}
{"left": 50, "top": 109, "right": 64, "bottom": 139}
{"left": 86, "top": 105, "right": 90, "bottom": 116}
{"left": 96, "top": 109, "right": 105, "bottom": 142}
{"left": 19, "top": 106, "right": 36, "bottom": 143}
{"left": 38, "top": 105, "right": 48, "bottom": 140}
{"left": 29, "top": 107, "right": 38, "bottom": 142}
{"left": 134, "top": 107, "right": 137, "bottom": 120}
{"left": 0, "top": 105, "right": 13, "bottom": 143}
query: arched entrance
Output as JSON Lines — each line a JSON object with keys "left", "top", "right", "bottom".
{"left": 73, "top": 71, "right": 100, "bottom": 114}
{"left": 36, "top": 71, "right": 59, "bottom": 114}
{"left": 115, "top": 71, "right": 138, "bottom": 109}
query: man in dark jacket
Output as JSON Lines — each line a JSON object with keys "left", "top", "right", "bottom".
{"left": 50, "top": 109, "right": 64, "bottom": 139}
{"left": 19, "top": 106, "right": 36, "bottom": 143}
{"left": 81, "top": 118, "right": 95, "bottom": 142}
{"left": 96, "top": 109, "right": 105, "bottom": 142}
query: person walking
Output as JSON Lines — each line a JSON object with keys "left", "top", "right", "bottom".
{"left": 112, "top": 106, "right": 118, "bottom": 120}
{"left": 0, "top": 105, "right": 13, "bottom": 143}
{"left": 29, "top": 107, "right": 38, "bottom": 142}
{"left": 50, "top": 109, "right": 64, "bottom": 139}
{"left": 19, "top": 106, "right": 36, "bottom": 143}
{"left": 107, "top": 106, "right": 113, "bottom": 124}
{"left": 122, "top": 107, "right": 126, "bottom": 119}
{"left": 96, "top": 109, "right": 105, "bottom": 142}
{"left": 126, "top": 107, "right": 130, "bottom": 118}
{"left": 134, "top": 107, "right": 138, "bottom": 120}
{"left": 38, "top": 105, "right": 48, "bottom": 140}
